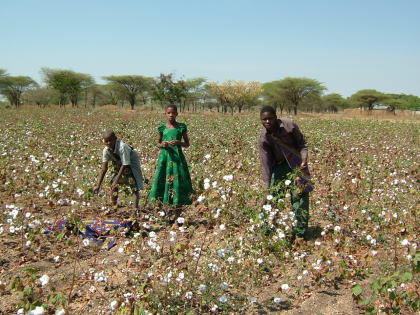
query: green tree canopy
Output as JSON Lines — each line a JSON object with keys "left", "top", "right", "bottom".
{"left": 262, "top": 81, "right": 289, "bottom": 114}
{"left": 42, "top": 68, "right": 94, "bottom": 106}
{"left": 349, "top": 89, "right": 386, "bottom": 110}
{"left": 181, "top": 77, "right": 207, "bottom": 111}
{"left": 0, "top": 69, "right": 8, "bottom": 77}
{"left": 385, "top": 93, "right": 420, "bottom": 111}
{"left": 24, "top": 87, "right": 57, "bottom": 107}
{"left": 152, "top": 73, "right": 188, "bottom": 108}
{"left": 281, "top": 77, "right": 326, "bottom": 114}
{"left": 265, "top": 77, "right": 326, "bottom": 114}
{"left": 103, "top": 75, "right": 153, "bottom": 110}
{"left": 0, "top": 75, "right": 37, "bottom": 107}
{"left": 321, "top": 93, "right": 349, "bottom": 112}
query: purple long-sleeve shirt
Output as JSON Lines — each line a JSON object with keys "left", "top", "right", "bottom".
{"left": 258, "top": 118, "right": 308, "bottom": 187}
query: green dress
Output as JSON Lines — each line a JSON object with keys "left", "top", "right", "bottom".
{"left": 148, "top": 122, "right": 193, "bottom": 206}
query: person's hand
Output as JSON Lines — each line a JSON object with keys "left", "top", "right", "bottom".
{"left": 168, "top": 140, "right": 181, "bottom": 146}
{"left": 160, "top": 141, "right": 168, "bottom": 148}
{"left": 300, "top": 161, "right": 307, "bottom": 169}
{"left": 93, "top": 186, "right": 100, "bottom": 194}
{"left": 111, "top": 181, "right": 118, "bottom": 191}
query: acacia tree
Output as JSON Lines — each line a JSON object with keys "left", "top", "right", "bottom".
{"left": 272, "top": 77, "right": 326, "bottom": 115}
{"left": 152, "top": 73, "right": 188, "bottom": 109}
{"left": 0, "top": 75, "right": 37, "bottom": 107}
{"left": 208, "top": 80, "right": 262, "bottom": 113}
{"left": 42, "top": 68, "right": 94, "bottom": 107}
{"left": 25, "top": 87, "right": 57, "bottom": 107}
{"left": 262, "top": 81, "right": 289, "bottom": 114}
{"left": 103, "top": 75, "right": 152, "bottom": 110}
{"left": 70, "top": 73, "right": 94, "bottom": 106}
{"left": 321, "top": 93, "right": 348, "bottom": 112}
{"left": 349, "top": 89, "right": 386, "bottom": 111}
{"left": 99, "top": 84, "right": 124, "bottom": 106}
{"left": 181, "top": 77, "right": 207, "bottom": 111}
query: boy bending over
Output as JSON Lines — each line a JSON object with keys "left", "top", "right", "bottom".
{"left": 94, "top": 130, "right": 144, "bottom": 211}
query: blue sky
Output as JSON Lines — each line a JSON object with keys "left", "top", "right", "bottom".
{"left": 1, "top": 0, "right": 419, "bottom": 97}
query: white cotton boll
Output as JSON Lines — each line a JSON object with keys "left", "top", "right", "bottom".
{"left": 177, "top": 217, "right": 185, "bottom": 224}
{"left": 281, "top": 284, "right": 289, "bottom": 291}
{"left": 28, "top": 306, "right": 45, "bottom": 315}
{"left": 55, "top": 309, "right": 66, "bottom": 315}
{"left": 223, "top": 174, "right": 233, "bottom": 181}
{"left": 110, "top": 300, "right": 118, "bottom": 310}
{"left": 266, "top": 194, "right": 273, "bottom": 200}
{"left": 39, "top": 274, "right": 50, "bottom": 287}
{"left": 219, "top": 224, "right": 226, "bottom": 230}
{"left": 263, "top": 204, "right": 272, "bottom": 211}
{"left": 273, "top": 297, "right": 281, "bottom": 303}
{"left": 204, "top": 182, "right": 210, "bottom": 190}
{"left": 284, "top": 179, "right": 291, "bottom": 186}
{"left": 401, "top": 239, "right": 410, "bottom": 246}
{"left": 176, "top": 272, "right": 185, "bottom": 281}
{"left": 82, "top": 239, "right": 90, "bottom": 246}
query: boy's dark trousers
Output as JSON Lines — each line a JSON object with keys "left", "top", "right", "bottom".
{"left": 271, "top": 161, "right": 309, "bottom": 238}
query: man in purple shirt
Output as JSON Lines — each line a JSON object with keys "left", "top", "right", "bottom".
{"left": 258, "top": 106, "right": 312, "bottom": 242}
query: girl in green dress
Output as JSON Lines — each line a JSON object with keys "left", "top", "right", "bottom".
{"left": 149, "top": 105, "right": 193, "bottom": 206}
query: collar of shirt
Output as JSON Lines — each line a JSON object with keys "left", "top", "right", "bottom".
{"left": 113, "top": 139, "right": 121, "bottom": 154}
{"left": 261, "top": 119, "right": 284, "bottom": 137}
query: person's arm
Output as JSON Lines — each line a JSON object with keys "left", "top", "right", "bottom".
{"left": 292, "top": 122, "right": 308, "bottom": 168}
{"left": 169, "top": 131, "right": 190, "bottom": 148}
{"left": 94, "top": 162, "right": 108, "bottom": 193}
{"left": 112, "top": 143, "right": 133, "bottom": 189}
{"left": 111, "top": 164, "right": 129, "bottom": 190}
{"left": 259, "top": 137, "right": 274, "bottom": 187}
{"left": 157, "top": 133, "right": 168, "bottom": 148}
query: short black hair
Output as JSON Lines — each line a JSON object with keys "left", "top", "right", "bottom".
{"left": 103, "top": 129, "right": 116, "bottom": 138}
{"left": 166, "top": 104, "right": 178, "bottom": 111}
{"left": 260, "top": 106, "right": 276, "bottom": 116}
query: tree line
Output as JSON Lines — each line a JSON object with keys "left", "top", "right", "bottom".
{"left": 0, "top": 68, "right": 419, "bottom": 113}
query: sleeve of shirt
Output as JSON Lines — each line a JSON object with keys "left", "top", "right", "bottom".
{"left": 157, "top": 124, "right": 165, "bottom": 134}
{"left": 259, "top": 136, "right": 274, "bottom": 187}
{"left": 179, "top": 123, "right": 187, "bottom": 134}
{"left": 120, "top": 144, "right": 131, "bottom": 166}
{"left": 291, "top": 122, "right": 308, "bottom": 163}
{"left": 102, "top": 147, "right": 111, "bottom": 163}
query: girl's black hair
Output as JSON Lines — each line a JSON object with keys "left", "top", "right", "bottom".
{"left": 166, "top": 104, "right": 178, "bottom": 111}
{"left": 260, "top": 105, "right": 276, "bottom": 115}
